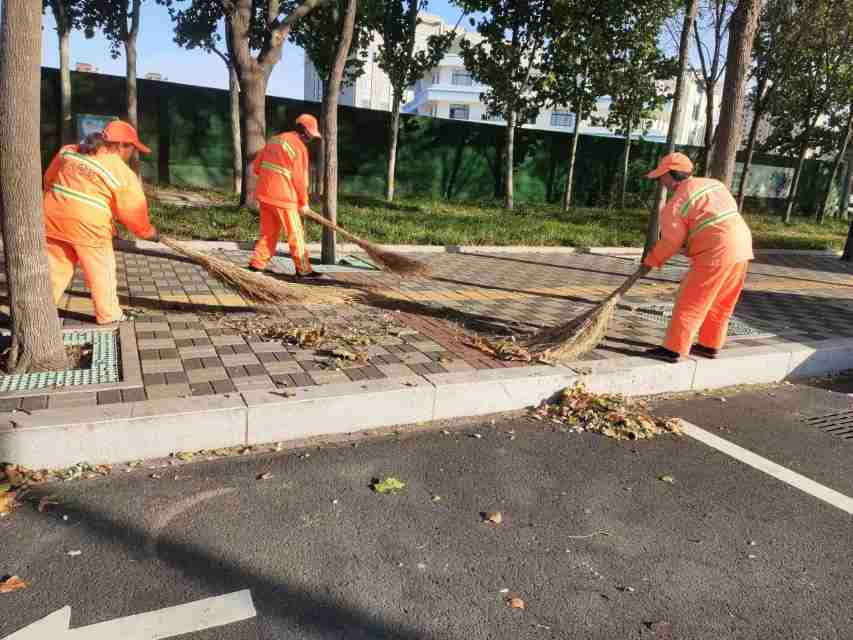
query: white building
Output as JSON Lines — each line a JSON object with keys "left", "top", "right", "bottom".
{"left": 305, "top": 12, "right": 721, "bottom": 145}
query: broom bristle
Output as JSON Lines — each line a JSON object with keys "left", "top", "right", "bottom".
{"left": 523, "top": 297, "right": 619, "bottom": 361}
{"left": 160, "top": 237, "right": 298, "bottom": 305}
{"left": 361, "top": 244, "right": 432, "bottom": 277}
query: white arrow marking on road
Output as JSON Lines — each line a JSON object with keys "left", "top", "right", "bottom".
{"left": 4, "top": 590, "right": 256, "bottom": 640}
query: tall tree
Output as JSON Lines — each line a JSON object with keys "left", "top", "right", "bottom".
{"left": 542, "top": 1, "right": 613, "bottom": 212}
{"left": 601, "top": 4, "right": 676, "bottom": 208}
{"left": 373, "top": 1, "right": 455, "bottom": 202}
{"left": 762, "top": 0, "right": 851, "bottom": 222}
{"left": 0, "top": 0, "right": 68, "bottom": 373}
{"left": 818, "top": 109, "right": 853, "bottom": 223}
{"left": 44, "top": 0, "right": 83, "bottom": 145}
{"left": 455, "top": 0, "right": 553, "bottom": 210}
{"left": 81, "top": 0, "right": 143, "bottom": 131}
{"left": 290, "top": 0, "right": 362, "bottom": 264}
{"left": 707, "top": 0, "right": 761, "bottom": 187}
{"left": 643, "top": 0, "right": 699, "bottom": 257}
{"left": 162, "top": 0, "right": 243, "bottom": 193}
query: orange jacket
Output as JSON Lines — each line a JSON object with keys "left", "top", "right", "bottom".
{"left": 43, "top": 145, "right": 156, "bottom": 247}
{"left": 645, "top": 177, "right": 754, "bottom": 269}
{"left": 253, "top": 132, "right": 310, "bottom": 211}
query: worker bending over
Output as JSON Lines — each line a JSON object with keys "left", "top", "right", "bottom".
{"left": 43, "top": 120, "right": 159, "bottom": 324}
{"left": 643, "top": 152, "right": 754, "bottom": 363}
{"left": 249, "top": 114, "right": 322, "bottom": 278}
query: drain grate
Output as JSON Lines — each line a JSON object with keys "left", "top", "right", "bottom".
{"left": 0, "top": 330, "right": 121, "bottom": 393}
{"left": 802, "top": 410, "right": 853, "bottom": 441}
{"left": 626, "top": 303, "right": 772, "bottom": 338}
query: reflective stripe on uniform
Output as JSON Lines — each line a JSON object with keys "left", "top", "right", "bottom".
{"left": 275, "top": 138, "right": 297, "bottom": 159}
{"left": 60, "top": 151, "right": 121, "bottom": 188}
{"left": 51, "top": 184, "right": 111, "bottom": 212}
{"left": 679, "top": 183, "right": 725, "bottom": 217}
{"left": 260, "top": 160, "right": 292, "bottom": 179}
{"left": 687, "top": 208, "right": 740, "bottom": 239}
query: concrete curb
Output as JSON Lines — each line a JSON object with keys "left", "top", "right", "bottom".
{"left": 4, "top": 337, "right": 853, "bottom": 469}
{"left": 110, "top": 239, "right": 841, "bottom": 258}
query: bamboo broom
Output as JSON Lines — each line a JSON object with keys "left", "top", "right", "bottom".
{"left": 301, "top": 209, "right": 431, "bottom": 278}
{"left": 159, "top": 237, "right": 297, "bottom": 306}
{"left": 523, "top": 265, "right": 651, "bottom": 362}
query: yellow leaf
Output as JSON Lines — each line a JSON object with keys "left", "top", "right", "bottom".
{"left": 508, "top": 597, "right": 525, "bottom": 609}
{"left": 483, "top": 511, "right": 503, "bottom": 524}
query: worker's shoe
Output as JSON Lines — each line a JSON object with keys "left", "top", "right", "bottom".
{"left": 690, "top": 344, "right": 720, "bottom": 359}
{"left": 644, "top": 346, "right": 682, "bottom": 363}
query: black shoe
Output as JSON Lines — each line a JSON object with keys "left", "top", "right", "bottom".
{"left": 296, "top": 271, "right": 323, "bottom": 279}
{"left": 690, "top": 344, "right": 720, "bottom": 359}
{"left": 644, "top": 346, "right": 682, "bottom": 363}
{"left": 247, "top": 265, "right": 264, "bottom": 273}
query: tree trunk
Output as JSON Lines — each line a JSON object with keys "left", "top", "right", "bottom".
{"left": 818, "top": 113, "right": 853, "bottom": 223}
{"left": 562, "top": 101, "right": 582, "bottom": 212}
{"left": 57, "top": 14, "right": 73, "bottom": 145}
{"left": 709, "top": 0, "right": 762, "bottom": 187}
{"left": 736, "top": 80, "right": 769, "bottom": 212}
{"left": 784, "top": 136, "right": 810, "bottom": 223}
{"left": 644, "top": 0, "right": 699, "bottom": 259}
{"left": 702, "top": 86, "right": 715, "bottom": 176}
{"left": 238, "top": 70, "right": 268, "bottom": 209}
{"left": 316, "top": 91, "right": 327, "bottom": 198}
{"left": 0, "top": 0, "right": 67, "bottom": 373}
{"left": 386, "top": 93, "right": 402, "bottom": 202}
{"left": 504, "top": 113, "right": 516, "bottom": 210}
{"left": 620, "top": 126, "right": 632, "bottom": 209}
{"left": 839, "top": 147, "right": 853, "bottom": 222}
{"left": 125, "top": 35, "right": 139, "bottom": 173}
{"left": 228, "top": 63, "right": 242, "bottom": 195}
{"left": 321, "top": 0, "right": 358, "bottom": 265}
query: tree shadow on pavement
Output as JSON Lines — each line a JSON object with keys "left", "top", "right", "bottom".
{"left": 14, "top": 491, "right": 440, "bottom": 640}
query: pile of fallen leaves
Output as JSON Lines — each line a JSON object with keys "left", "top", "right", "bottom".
{"left": 531, "top": 383, "right": 682, "bottom": 441}
{"left": 466, "top": 335, "right": 545, "bottom": 364}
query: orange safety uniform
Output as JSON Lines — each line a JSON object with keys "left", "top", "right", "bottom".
{"left": 644, "top": 177, "right": 754, "bottom": 356}
{"left": 43, "top": 145, "right": 156, "bottom": 324}
{"left": 249, "top": 131, "right": 313, "bottom": 275}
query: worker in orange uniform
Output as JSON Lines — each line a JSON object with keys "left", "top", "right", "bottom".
{"left": 249, "top": 114, "right": 322, "bottom": 278}
{"left": 642, "top": 152, "right": 754, "bottom": 363}
{"left": 43, "top": 120, "right": 160, "bottom": 325}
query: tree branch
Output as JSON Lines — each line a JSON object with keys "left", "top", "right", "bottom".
{"left": 272, "top": 0, "right": 329, "bottom": 38}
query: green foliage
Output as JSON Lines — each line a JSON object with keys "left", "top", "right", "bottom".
{"left": 79, "top": 0, "right": 143, "bottom": 58}
{"left": 453, "top": 0, "right": 553, "bottom": 126}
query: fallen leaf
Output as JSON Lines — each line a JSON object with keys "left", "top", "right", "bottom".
{"left": 37, "top": 495, "right": 60, "bottom": 513}
{"left": 0, "top": 483, "right": 11, "bottom": 493}
{"left": 0, "top": 576, "right": 26, "bottom": 593}
{"left": 372, "top": 477, "right": 406, "bottom": 494}
{"left": 658, "top": 475, "right": 675, "bottom": 484}
{"left": 0, "top": 491, "right": 18, "bottom": 516}
{"left": 431, "top": 495, "right": 442, "bottom": 502}
{"left": 258, "top": 472, "right": 274, "bottom": 481}
{"left": 150, "top": 474, "right": 162, "bottom": 479}
{"left": 67, "top": 550, "right": 82, "bottom": 557}
{"left": 176, "top": 452, "right": 194, "bottom": 462}
{"left": 470, "top": 433, "right": 483, "bottom": 439}
{"left": 483, "top": 511, "right": 503, "bottom": 525}
{"left": 507, "top": 597, "right": 525, "bottom": 609}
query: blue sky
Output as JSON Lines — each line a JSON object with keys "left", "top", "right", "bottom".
{"left": 40, "top": 0, "right": 467, "bottom": 100}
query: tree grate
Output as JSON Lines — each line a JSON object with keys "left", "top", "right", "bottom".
{"left": 0, "top": 330, "right": 121, "bottom": 393}
{"left": 623, "top": 303, "right": 773, "bottom": 338}
{"left": 801, "top": 410, "right": 853, "bottom": 441}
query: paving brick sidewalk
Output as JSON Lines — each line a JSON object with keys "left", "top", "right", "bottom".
{"left": 2, "top": 247, "right": 853, "bottom": 413}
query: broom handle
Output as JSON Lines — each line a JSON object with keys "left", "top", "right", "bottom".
{"left": 301, "top": 208, "right": 366, "bottom": 246}
{"left": 608, "top": 265, "right": 651, "bottom": 300}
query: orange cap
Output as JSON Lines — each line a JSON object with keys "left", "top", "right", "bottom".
{"left": 645, "top": 152, "right": 693, "bottom": 178}
{"left": 295, "top": 114, "right": 321, "bottom": 139}
{"left": 102, "top": 120, "right": 151, "bottom": 154}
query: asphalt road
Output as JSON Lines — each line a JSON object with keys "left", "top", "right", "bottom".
{"left": 1, "top": 380, "right": 851, "bottom": 639}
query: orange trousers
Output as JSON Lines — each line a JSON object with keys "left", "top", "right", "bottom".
{"left": 250, "top": 204, "right": 313, "bottom": 275}
{"left": 46, "top": 237, "right": 123, "bottom": 324}
{"left": 664, "top": 260, "right": 749, "bottom": 356}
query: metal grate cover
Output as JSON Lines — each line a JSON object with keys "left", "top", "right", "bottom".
{"left": 0, "top": 330, "right": 120, "bottom": 393}
{"left": 802, "top": 410, "right": 853, "bottom": 441}
{"left": 626, "top": 303, "right": 771, "bottom": 338}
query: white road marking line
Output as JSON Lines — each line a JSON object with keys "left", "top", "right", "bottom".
{"left": 680, "top": 420, "right": 853, "bottom": 515}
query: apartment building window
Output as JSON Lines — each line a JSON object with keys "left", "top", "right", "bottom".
{"left": 432, "top": 72, "right": 440, "bottom": 84}
{"left": 692, "top": 102, "right": 701, "bottom": 121}
{"left": 550, "top": 111, "right": 576, "bottom": 128}
{"left": 449, "top": 104, "right": 470, "bottom": 120}
{"left": 452, "top": 71, "right": 473, "bottom": 86}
